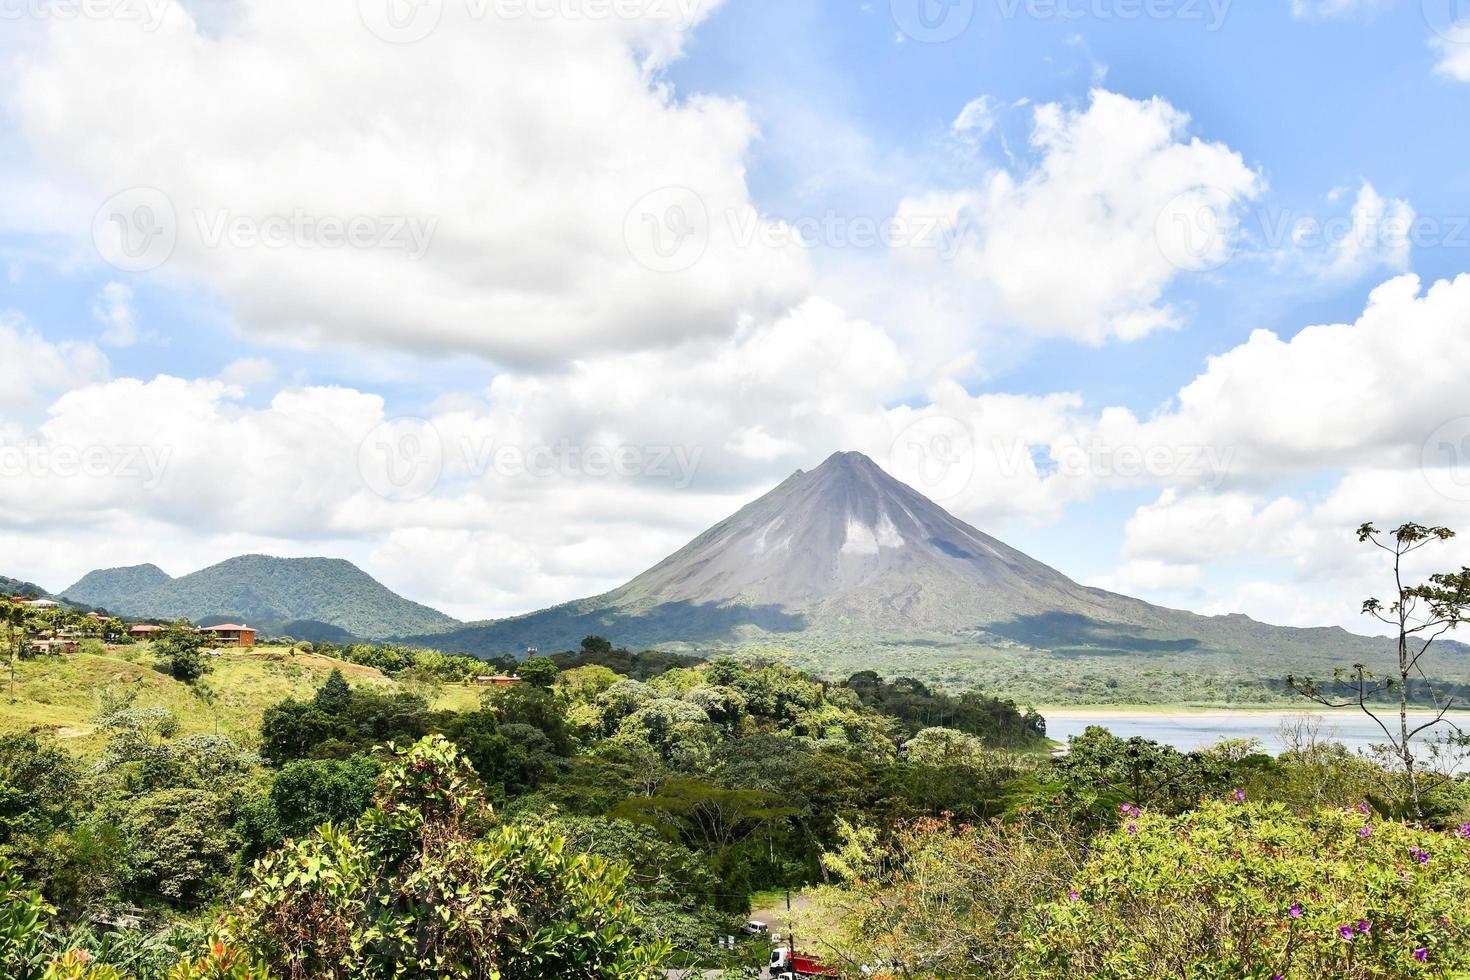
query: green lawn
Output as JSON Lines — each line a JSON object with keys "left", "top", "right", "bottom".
{"left": 0, "top": 645, "right": 481, "bottom": 754}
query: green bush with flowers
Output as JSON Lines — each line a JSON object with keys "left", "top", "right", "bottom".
{"left": 1021, "top": 795, "right": 1470, "bottom": 978}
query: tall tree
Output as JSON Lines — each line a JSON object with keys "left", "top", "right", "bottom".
{"left": 1290, "top": 523, "right": 1470, "bottom": 818}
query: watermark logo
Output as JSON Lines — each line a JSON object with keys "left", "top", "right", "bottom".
{"left": 92, "top": 187, "right": 177, "bottom": 273}
{"left": 1422, "top": 417, "right": 1470, "bottom": 502}
{"left": 889, "top": 416, "right": 976, "bottom": 503}
{"left": 1156, "top": 186, "right": 1242, "bottom": 273}
{"left": 358, "top": 0, "right": 444, "bottom": 43}
{"left": 624, "top": 186, "right": 709, "bottom": 273}
{"left": 890, "top": 0, "right": 975, "bottom": 43}
{"left": 995, "top": 0, "right": 1232, "bottom": 30}
{"left": 1422, "top": 0, "right": 1470, "bottom": 45}
{"left": 357, "top": 417, "right": 445, "bottom": 501}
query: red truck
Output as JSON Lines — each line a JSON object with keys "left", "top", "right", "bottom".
{"left": 769, "top": 946, "right": 838, "bottom": 978}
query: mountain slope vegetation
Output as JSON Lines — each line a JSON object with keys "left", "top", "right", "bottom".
{"left": 61, "top": 563, "right": 173, "bottom": 607}
{"left": 61, "top": 554, "right": 459, "bottom": 639}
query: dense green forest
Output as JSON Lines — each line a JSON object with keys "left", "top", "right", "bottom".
{"left": 6, "top": 624, "right": 1470, "bottom": 978}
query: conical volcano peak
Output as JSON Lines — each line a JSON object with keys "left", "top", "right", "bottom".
{"left": 601, "top": 448, "right": 1089, "bottom": 621}
{"left": 410, "top": 449, "right": 1414, "bottom": 677}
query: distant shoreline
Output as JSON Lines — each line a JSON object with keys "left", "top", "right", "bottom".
{"left": 1037, "top": 704, "right": 1470, "bottom": 718}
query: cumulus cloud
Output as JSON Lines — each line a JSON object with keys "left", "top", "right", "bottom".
{"left": 1434, "top": 34, "right": 1470, "bottom": 82}
{"left": 1317, "top": 181, "right": 1415, "bottom": 280}
{"left": 1120, "top": 490, "right": 1308, "bottom": 565}
{"left": 218, "top": 357, "right": 277, "bottom": 387}
{"left": 892, "top": 90, "right": 1262, "bottom": 344}
{"left": 0, "top": 313, "right": 108, "bottom": 409}
{"left": 0, "top": 299, "right": 913, "bottom": 614}
{"left": 11, "top": 0, "right": 808, "bottom": 366}
{"left": 1090, "top": 559, "right": 1203, "bottom": 597}
{"left": 1075, "top": 274, "right": 1470, "bottom": 479}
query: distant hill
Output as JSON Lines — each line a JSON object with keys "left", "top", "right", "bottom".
{"left": 0, "top": 574, "right": 57, "bottom": 600}
{"left": 61, "top": 555, "right": 460, "bottom": 639}
{"left": 407, "top": 451, "right": 1467, "bottom": 703}
{"left": 62, "top": 564, "right": 173, "bottom": 609}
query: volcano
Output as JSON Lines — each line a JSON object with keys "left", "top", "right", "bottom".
{"left": 410, "top": 452, "right": 1418, "bottom": 682}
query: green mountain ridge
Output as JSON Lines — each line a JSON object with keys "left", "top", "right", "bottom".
{"left": 59, "top": 554, "right": 460, "bottom": 640}
{"left": 61, "top": 563, "right": 173, "bottom": 608}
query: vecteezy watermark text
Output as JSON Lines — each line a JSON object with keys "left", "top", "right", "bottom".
{"left": 1157, "top": 188, "right": 1470, "bottom": 274}
{"left": 0, "top": 443, "right": 173, "bottom": 490}
{"left": 357, "top": 418, "right": 703, "bottom": 502}
{"left": 92, "top": 187, "right": 439, "bottom": 273}
{"left": 194, "top": 209, "right": 437, "bottom": 259}
{"left": 357, "top": 0, "right": 708, "bottom": 43}
{"left": 889, "top": 0, "right": 1231, "bottom": 44}
{"left": 0, "top": 0, "right": 169, "bottom": 29}
{"left": 624, "top": 186, "right": 970, "bottom": 273}
{"left": 1014, "top": 439, "right": 1237, "bottom": 488}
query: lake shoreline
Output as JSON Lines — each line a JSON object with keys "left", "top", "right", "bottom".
{"left": 1039, "top": 704, "right": 1319, "bottom": 717}
{"left": 1039, "top": 706, "right": 1470, "bottom": 754}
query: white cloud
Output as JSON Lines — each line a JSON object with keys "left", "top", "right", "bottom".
{"left": 1120, "top": 490, "right": 1308, "bottom": 565}
{"left": 0, "top": 313, "right": 109, "bottom": 409}
{"left": 0, "top": 299, "right": 914, "bottom": 615}
{"left": 11, "top": 0, "right": 809, "bottom": 366}
{"left": 1318, "top": 181, "right": 1414, "bottom": 280}
{"left": 92, "top": 281, "right": 141, "bottom": 347}
{"left": 951, "top": 96, "right": 996, "bottom": 139}
{"left": 1079, "top": 274, "right": 1470, "bottom": 479}
{"left": 1090, "top": 559, "right": 1202, "bottom": 596}
{"left": 894, "top": 90, "right": 1262, "bottom": 344}
{"left": 1433, "top": 33, "right": 1470, "bottom": 82}
{"left": 218, "top": 357, "right": 277, "bottom": 387}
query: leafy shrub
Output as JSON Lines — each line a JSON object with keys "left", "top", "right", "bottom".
{"left": 818, "top": 815, "right": 1082, "bottom": 979}
{"left": 1023, "top": 798, "right": 1470, "bottom": 978}
{"left": 0, "top": 858, "right": 50, "bottom": 980}
{"left": 225, "top": 735, "right": 667, "bottom": 979}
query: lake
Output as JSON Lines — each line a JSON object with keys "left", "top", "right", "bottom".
{"left": 1043, "top": 709, "right": 1470, "bottom": 755}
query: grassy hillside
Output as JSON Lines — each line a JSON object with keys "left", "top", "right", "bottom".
{"left": 0, "top": 645, "right": 481, "bottom": 754}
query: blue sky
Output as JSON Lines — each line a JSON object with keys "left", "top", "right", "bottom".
{"left": 1, "top": 0, "right": 1469, "bottom": 631}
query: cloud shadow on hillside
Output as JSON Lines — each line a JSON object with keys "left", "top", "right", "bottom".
{"left": 406, "top": 600, "right": 808, "bottom": 658}
{"left": 984, "top": 612, "right": 1204, "bottom": 657}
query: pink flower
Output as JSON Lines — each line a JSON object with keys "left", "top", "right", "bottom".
{"left": 1415, "top": 947, "right": 1429, "bottom": 962}
{"left": 1359, "top": 825, "right": 1373, "bottom": 838}
{"left": 1338, "top": 924, "right": 1355, "bottom": 940}
{"left": 1068, "top": 891, "right": 1080, "bottom": 902}
{"left": 1231, "top": 788, "right": 1246, "bottom": 802}
{"left": 1288, "top": 904, "right": 1302, "bottom": 920}
{"left": 1126, "top": 822, "right": 1138, "bottom": 835}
